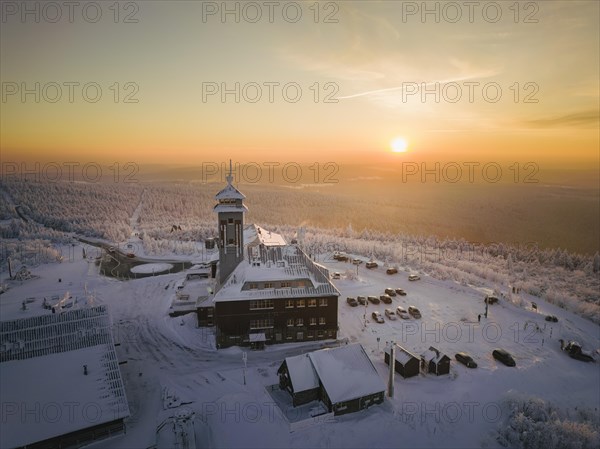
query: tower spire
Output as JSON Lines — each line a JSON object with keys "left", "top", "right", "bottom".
{"left": 226, "top": 159, "right": 233, "bottom": 185}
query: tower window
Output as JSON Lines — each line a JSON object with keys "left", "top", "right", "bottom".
{"left": 228, "top": 218, "right": 233, "bottom": 224}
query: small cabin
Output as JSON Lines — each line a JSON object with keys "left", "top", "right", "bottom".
{"left": 384, "top": 344, "right": 420, "bottom": 378}
{"left": 278, "top": 354, "right": 320, "bottom": 407}
{"left": 421, "top": 346, "right": 451, "bottom": 376}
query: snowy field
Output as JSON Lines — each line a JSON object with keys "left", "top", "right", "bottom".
{"left": 1, "top": 245, "right": 599, "bottom": 448}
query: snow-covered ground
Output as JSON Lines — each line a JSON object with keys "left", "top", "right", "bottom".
{"left": 130, "top": 263, "right": 174, "bottom": 274}
{"left": 1, "top": 245, "right": 599, "bottom": 448}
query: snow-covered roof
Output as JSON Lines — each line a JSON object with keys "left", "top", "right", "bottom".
{"left": 213, "top": 203, "right": 249, "bottom": 213}
{"left": 0, "top": 306, "right": 129, "bottom": 448}
{"left": 421, "top": 346, "right": 449, "bottom": 364}
{"left": 386, "top": 344, "right": 419, "bottom": 365}
{"left": 285, "top": 353, "right": 320, "bottom": 393}
{"left": 246, "top": 224, "right": 287, "bottom": 247}
{"left": 215, "top": 182, "right": 246, "bottom": 200}
{"left": 176, "top": 275, "right": 216, "bottom": 307}
{"left": 213, "top": 245, "right": 339, "bottom": 302}
{"left": 308, "top": 344, "right": 385, "bottom": 404}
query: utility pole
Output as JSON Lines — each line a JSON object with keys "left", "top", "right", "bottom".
{"left": 388, "top": 342, "right": 395, "bottom": 398}
{"left": 242, "top": 351, "right": 247, "bottom": 386}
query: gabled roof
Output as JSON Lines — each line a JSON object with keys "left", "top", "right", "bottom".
{"left": 421, "top": 346, "right": 450, "bottom": 364}
{"left": 285, "top": 353, "right": 319, "bottom": 393}
{"left": 386, "top": 344, "right": 420, "bottom": 365}
{"left": 246, "top": 224, "right": 287, "bottom": 247}
{"left": 308, "top": 344, "right": 385, "bottom": 404}
{"left": 215, "top": 183, "right": 246, "bottom": 200}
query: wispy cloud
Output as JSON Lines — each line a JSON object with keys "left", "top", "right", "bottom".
{"left": 524, "top": 110, "right": 600, "bottom": 128}
{"left": 337, "top": 71, "right": 498, "bottom": 100}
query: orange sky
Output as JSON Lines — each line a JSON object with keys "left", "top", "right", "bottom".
{"left": 1, "top": 1, "right": 598, "bottom": 169}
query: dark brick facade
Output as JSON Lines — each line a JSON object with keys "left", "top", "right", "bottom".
{"left": 215, "top": 295, "right": 338, "bottom": 348}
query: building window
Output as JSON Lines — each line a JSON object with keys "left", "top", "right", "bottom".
{"left": 309, "top": 317, "right": 317, "bottom": 326}
{"left": 296, "top": 299, "right": 305, "bottom": 308}
{"left": 228, "top": 238, "right": 234, "bottom": 245}
{"left": 264, "top": 282, "right": 273, "bottom": 289}
{"left": 307, "top": 330, "right": 315, "bottom": 339}
{"left": 296, "top": 318, "right": 303, "bottom": 326}
{"left": 248, "top": 283, "right": 258, "bottom": 290}
{"left": 319, "top": 298, "right": 328, "bottom": 307}
{"left": 249, "top": 318, "right": 273, "bottom": 329}
{"left": 281, "top": 281, "right": 291, "bottom": 288}
{"left": 308, "top": 299, "right": 317, "bottom": 307}
{"left": 228, "top": 218, "right": 233, "bottom": 224}
{"left": 319, "top": 317, "right": 326, "bottom": 325}
{"left": 285, "top": 300, "right": 294, "bottom": 308}
{"left": 297, "top": 281, "right": 305, "bottom": 288}
{"left": 287, "top": 318, "right": 294, "bottom": 327}
{"left": 249, "top": 299, "right": 274, "bottom": 310}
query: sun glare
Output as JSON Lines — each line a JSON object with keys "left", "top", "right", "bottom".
{"left": 391, "top": 137, "right": 408, "bottom": 153}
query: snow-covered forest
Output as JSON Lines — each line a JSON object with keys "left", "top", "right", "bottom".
{"left": 1, "top": 178, "right": 598, "bottom": 323}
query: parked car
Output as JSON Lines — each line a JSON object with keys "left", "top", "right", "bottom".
{"left": 384, "top": 288, "right": 397, "bottom": 297}
{"left": 384, "top": 308, "right": 397, "bottom": 320}
{"left": 368, "top": 296, "right": 380, "bottom": 305}
{"left": 561, "top": 340, "right": 595, "bottom": 362}
{"left": 352, "top": 259, "right": 362, "bottom": 265}
{"left": 379, "top": 294, "right": 393, "bottom": 304}
{"left": 366, "top": 261, "right": 378, "bottom": 269}
{"left": 357, "top": 296, "right": 367, "bottom": 306}
{"left": 386, "top": 267, "right": 398, "bottom": 275}
{"left": 331, "top": 272, "right": 341, "bottom": 280}
{"left": 545, "top": 315, "right": 558, "bottom": 322}
{"left": 408, "top": 274, "right": 420, "bottom": 281}
{"left": 408, "top": 306, "right": 421, "bottom": 318}
{"left": 396, "top": 306, "right": 410, "bottom": 319}
{"left": 492, "top": 349, "right": 516, "bottom": 366}
{"left": 485, "top": 295, "right": 499, "bottom": 304}
{"left": 395, "top": 288, "right": 407, "bottom": 296}
{"left": 372, "top": 311, "right": 384, "bottom": 323}
{"left": 346, "top": 297, "right": 358, "bottom": 307}
{"left": 455, "top": 352, "right": 477, "bottom": 368}
{"left": 333, "top": 252, "right": 348, "bottom": 262}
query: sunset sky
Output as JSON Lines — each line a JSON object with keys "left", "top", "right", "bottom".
{"left": 1, "top": 1, "right": 598, "bottom": 168}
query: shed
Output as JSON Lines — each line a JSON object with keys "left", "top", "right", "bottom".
{"left": 278, "top": 353, "right": 320, "bottom": 406}
{"left": 421, "top": 346, "right": 451, "bottom": 376}
{"left": 384, "top": 344, "right": 420, "bottom": 378}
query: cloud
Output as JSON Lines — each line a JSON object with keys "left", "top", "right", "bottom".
{"left": 524, "top": 110, "right": 600, "bottom": 128}
{"left": 336, "top": 71, "right": 497, "bottom": 100}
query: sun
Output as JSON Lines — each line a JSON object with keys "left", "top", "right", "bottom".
{"left": 390, "top": 137, "right": 408, "bottom": 153}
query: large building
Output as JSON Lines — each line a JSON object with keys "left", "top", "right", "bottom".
{"left": 197, "top": 163, "right": 340, "bottom": 349}
{"left": 0, "top": 306, "right": 129, "bottom": 449}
